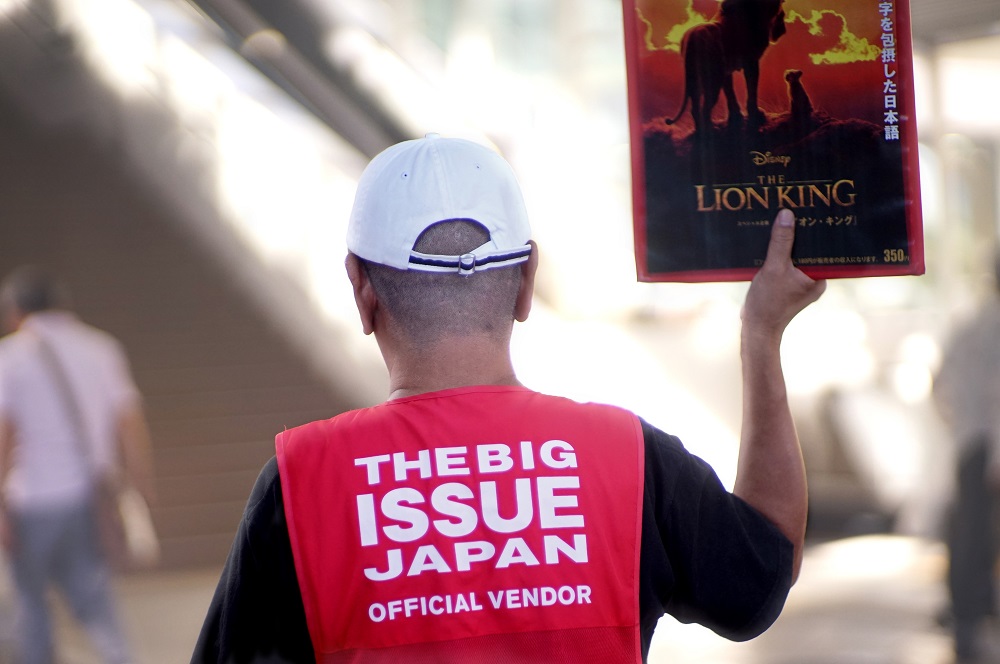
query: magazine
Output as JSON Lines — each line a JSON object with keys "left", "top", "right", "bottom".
{"left": 623, "top": 0, "right": 925, "bottom": 282}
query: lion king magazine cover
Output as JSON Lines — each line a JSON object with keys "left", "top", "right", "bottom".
{"left": 623, "top": 0, "right": 925, "bottom": 282}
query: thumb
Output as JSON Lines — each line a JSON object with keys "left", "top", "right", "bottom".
{"left": 764, "top": 209, "right": 796, "bottom": 266}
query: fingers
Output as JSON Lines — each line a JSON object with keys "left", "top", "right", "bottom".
{"left": 762, "top": 208, "right": 826, "bottom": 297}
{"left": 743, "top": 209, "right": 826, "bottom": 335}
{"left": 764, "top": 208, "right": 796, "bottom": 268}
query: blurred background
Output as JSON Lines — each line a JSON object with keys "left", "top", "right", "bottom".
{"left": 0, "top": 0, "right": 997, "bottom": 661}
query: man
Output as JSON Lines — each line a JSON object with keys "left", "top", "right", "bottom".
{"left": 933, "top": 254, "right": 1000, "bottom": 662}
{"left": 194, "top": 134, "right": 825, "bottom": 663}
{"left": 0, "top": 266, "right": 155, "bottom": 664}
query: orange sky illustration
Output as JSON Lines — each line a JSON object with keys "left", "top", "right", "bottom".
{"left": 632, "top": 0, "right": 892, "bottom": 126}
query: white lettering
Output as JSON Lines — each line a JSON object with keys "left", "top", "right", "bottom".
{"left": 393, "top": 450, "right": 432, "bottom": 482}
{"left": 357, "top": 440, "right": 581, "bottom": 483}
{"left": 520, "top": 441, "right": 535, "bottom": 470}
{"left": 537, "top": 476, "right": 584, "bottom": 528}
{"left": 371, "top": 586, "right": 591, "bottom": 621}
{"left": 454, "top": 594, "right": 470, "bottom": 612}
{"left": 454, "top": 541, "right": 495, "bottom": 571}
{"left": 407, "top": 544, "right": 452, "bottom": 576}
{"left": 496, "top": 537, "right": 540, "bottom": 568}
{"left": 358, "top": 440, "right": 594, "bottom": 586}
{"left": 435, "top": 447, "right": 470, "bottom": 476}
{"left": 364, "top": 535, "right": 590, "bottom": 582}
{"left": 355, "top": 454, "right": 391, "bottom": 485}
{"left": 481, "top": 478, "right": 533, "bottom": 533}
{"left": 360, "top": 475, "right": 586, "bottom": 541}
{"left": 478, "top": 444, "right": 514, "bottom": 473}
{"left": 369, "top": 603, "right": 387, "bottom": 622}
{"left": 382, "top": 488, "right": 429, "bottom": 542}
{"left": 356, "top": 494, "right": 379, "bottom": 546}
{"left": 364, "top": 549, "right": 403, "bottom": 581}
{"left": 430, "top": 483, "right": 478, "bottom": 538}
{"left": 544, "top": 534, "right": 588, "bottom": 564}
{"left": 428, "top": 595, "right": 445, "bottom": 615}
{"left": 367, "top": 593, "right": 483, "bottom": 621}
{"left": 471, "top": 593, "right": 483, "bottom": 611}
{"left": 540, "top": 440, "right": 577, "bottom": 469}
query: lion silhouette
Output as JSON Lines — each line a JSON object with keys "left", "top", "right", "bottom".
{"left": 665, "top": 0, "right": 787, "bottom": 134}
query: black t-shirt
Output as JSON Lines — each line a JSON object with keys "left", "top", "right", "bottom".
{"left": 192, "top": 419, "right": 792, "bottom": 663}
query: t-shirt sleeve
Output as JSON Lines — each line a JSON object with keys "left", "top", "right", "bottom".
{"left": 638, "top": 419, "right": 793, "bottom": 646}
{"left": 191, "top": 456, "right": 314, "bottom": 664}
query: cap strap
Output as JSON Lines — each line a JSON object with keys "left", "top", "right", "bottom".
{"left": 409, "top": 244, "right": 532, "bottom": 275}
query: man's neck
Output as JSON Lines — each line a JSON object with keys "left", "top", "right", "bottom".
{"left": 385, "top": 336, "right": 521, "bottom": 401}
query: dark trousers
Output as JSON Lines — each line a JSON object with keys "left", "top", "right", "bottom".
{"left": 948, "top": 438, "right": 998, "bottom": 652}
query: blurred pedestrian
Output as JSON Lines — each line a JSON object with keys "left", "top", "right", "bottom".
{"left": 0, "top": 266, "right": 155, "bottom": 664}
{"left": 934, "top": 254, "right": 1000, "bottom": 662}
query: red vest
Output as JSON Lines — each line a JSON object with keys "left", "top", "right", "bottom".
{"left": 276, "top": 386, "right": 644, "bottom": 663}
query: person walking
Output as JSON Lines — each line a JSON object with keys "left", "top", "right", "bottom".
{"left": 934, "top": 255, "right": 1000, "bottom": 662}
{"left": 0, "top": 266, "right": 155, "bottom": 664}
{"left": 194, "top": 134, "right": 825, "bottom": 663}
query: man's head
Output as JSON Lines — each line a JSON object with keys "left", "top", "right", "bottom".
{"left": 345, "top": 135, "right": 536, "bottom": 349}
{"left": 0, "top": 265, "right": 68, "bottom": 333}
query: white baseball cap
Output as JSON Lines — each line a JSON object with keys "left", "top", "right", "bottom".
{"left": 347, "top": 133, "right": 532, "bottom": 275}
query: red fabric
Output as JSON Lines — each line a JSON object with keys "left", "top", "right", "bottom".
{"left": 277, "top": 386, "right": 644, "bottom": 663}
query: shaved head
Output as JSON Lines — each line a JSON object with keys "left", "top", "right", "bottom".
{"left": 361, "top": 220, "right": 522, "bottom": 347}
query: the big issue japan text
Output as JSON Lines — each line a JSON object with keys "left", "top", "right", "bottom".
{"left": 353, "top": 438, "right": 597, "bottom": 624}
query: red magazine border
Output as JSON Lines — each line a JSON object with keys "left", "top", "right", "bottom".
{"left": 623, "top": 0, "right": 926, "bottom": 283}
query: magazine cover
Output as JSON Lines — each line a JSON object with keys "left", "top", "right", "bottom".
{"left": 623, "top": 0, "right": 925, "bottom": 282}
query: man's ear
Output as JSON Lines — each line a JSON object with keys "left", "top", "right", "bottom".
{"left": 345, "top": 253, "right": 377, "bottom": 335}
{"left": 514, "top": 241, "right": 538, "bottom": 323}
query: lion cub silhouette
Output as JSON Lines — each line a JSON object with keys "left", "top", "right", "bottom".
{"left": 784, "top": 69, "right": 813, "bottom": 128}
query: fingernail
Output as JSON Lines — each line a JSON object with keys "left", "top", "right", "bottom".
{"left": 777, "top": 209, "right": 794, "bottom": 227}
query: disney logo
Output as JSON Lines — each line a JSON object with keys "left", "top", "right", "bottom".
{"left": 751, "top": 151, "right": 792, "bottom": 167}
